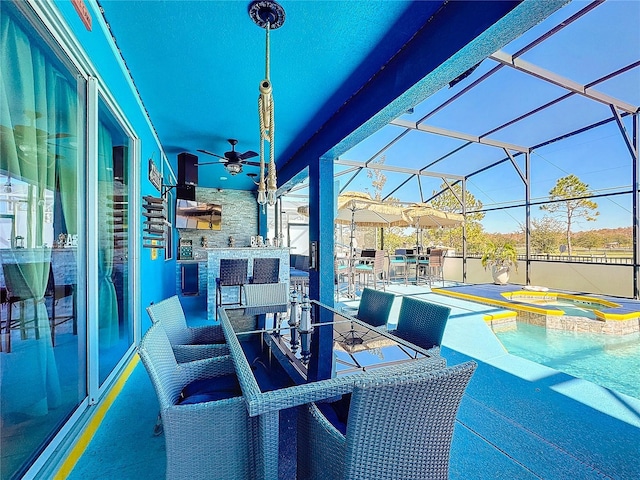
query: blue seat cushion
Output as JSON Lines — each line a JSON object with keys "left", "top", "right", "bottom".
{"left": 317, "top": 394, "right": 351, "bottom": 435}
{"left": 290, "top": 270, "right": 309, "bottom": 278}
{"left": 354, "top": 265, "right": 372, "bottom": 271}
{"left": 178, "top": 374, "right": 241, "bottom": 405}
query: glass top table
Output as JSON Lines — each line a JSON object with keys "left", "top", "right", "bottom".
{"left": 219, "top": 300, "right": 444, "bottom": 480}
{"left": 223, "top": 301, "right": 430, "bottom": 387}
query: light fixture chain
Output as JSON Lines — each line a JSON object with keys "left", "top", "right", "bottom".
{"left": 253, "top": 1, "right": 283, "bottom": 207}
{"left": 265, "top": 23, "right": 270, "bottom": 82}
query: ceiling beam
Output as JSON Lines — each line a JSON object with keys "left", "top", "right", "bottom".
{"left": 489, "top": 50, "right": 639, "bottom": 114}
{"left": 278, "top": 0, "right": 567, "bottom": 185}
{"left": 390, "top": 118, "right": 529, "bottom": 153}
{"left": 335, "top": 158, "right": 464, "bottom": 181}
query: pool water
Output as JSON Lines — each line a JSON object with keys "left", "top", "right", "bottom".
{"left": 494, "top": 323, "right": 640, "bottom": 399}
{"left": 515, "top": 298, "right": 602, "bottom": 319}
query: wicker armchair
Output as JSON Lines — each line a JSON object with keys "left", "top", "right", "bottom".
{"left": 138, "top": 323, "right": 257, "bottom": 480}
{"left": 390, "top": 296, "right": 451, "bottom": 353}
{"left": 243, "top": 282, "right": 289, "bottom": 306}
{"left": 146, "top": 295, "right": 228, "bottom": 362}
{"left": 297, "top": 361, "right": 477, "bottom": 480}
{"left": 351, "top": 287, "right": 395, "bottom": 328}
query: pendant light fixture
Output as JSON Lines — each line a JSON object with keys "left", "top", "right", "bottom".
{"left": 249, "top": 0, "right": 285, "bottom": 207}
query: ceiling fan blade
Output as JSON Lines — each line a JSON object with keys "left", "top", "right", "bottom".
{"left": 197, "top": 149, "right": 225, "bottom": 159}
{"left": 242, "top": 161, "right": 262, "bottom": 167}
{"left": 195, "top": 161, "right": 224, "bottom": 167}
{"left": 238, "top": 150, "right": 258, "bottom": 160}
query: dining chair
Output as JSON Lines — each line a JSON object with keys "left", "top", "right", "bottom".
{"left": 216, "top": 258, "right": 248, "bottom": 319}
{"left": 251, "top": 257, "right": 280, "bottom": 284}
{"left": 138, "top": 323, "right": 257, "bottom": 480}
{"left": 391, "top": 296, "right": 451, "bottom": 353}
{"left": 350, "top": 287, "right": 395, "bottom": 328}
{"left": 146, "top": 295, "right": 228, "bottom": 362}
{"left": 297, "top": 361, "right": 477, "bottom": 480}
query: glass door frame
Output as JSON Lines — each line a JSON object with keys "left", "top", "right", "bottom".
{"left": 86, "top": 77, "right": 141, "bottom": 404}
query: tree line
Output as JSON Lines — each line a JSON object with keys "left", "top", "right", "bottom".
{"left": 362, "top": 165, "right": 631, "bottom": 257}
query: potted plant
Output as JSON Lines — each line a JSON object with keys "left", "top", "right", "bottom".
{"left": 481, "top": 240, "right": 518, "bottom": 285}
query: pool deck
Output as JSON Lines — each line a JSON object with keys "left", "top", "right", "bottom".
{"left": 64, "top": 286, "right": 640, "bottom": 480}
{"left": 434, "top": 283, "right": 640, "bottom": 320}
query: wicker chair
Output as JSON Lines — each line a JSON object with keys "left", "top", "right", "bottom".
{"left": 146, "top": 295, "right": 228, "bottom": 362}
{"left": 243, "top": 282, "right": 289, "bottom": 306}
{"left": 390, "top": 296, "right": 451, "bottom": 353}
{"left": 297, "top": 361, "right": 477, "bottom": 480}
{"left": 138, "top": 323, "right": 257, "bottom": 480}
{"left": 251, "top": 257, "right": 280, "bottom": 284}
{"left": 216, "top": 258, "right": 248, "bottom": 319}
{"left": 351, "top": 287, "right": 395, "bottom": 328}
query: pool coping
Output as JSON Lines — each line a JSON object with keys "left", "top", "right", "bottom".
{"left": 433, "top": 284, "right": 640, "bottom": 322}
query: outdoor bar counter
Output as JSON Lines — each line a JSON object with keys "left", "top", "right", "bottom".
{"left": 207, "top": 247, "right": 290, "bottom": 321}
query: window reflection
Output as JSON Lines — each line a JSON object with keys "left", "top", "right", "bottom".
{"left": 97, "top": 98, "right": 132, "bottom": 384}
{"left": 0, "top": 5, "right": 85, "bottom": 478}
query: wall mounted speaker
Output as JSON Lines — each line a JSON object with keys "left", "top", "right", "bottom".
{"left": 178, "top": 152, "right": 198, "bottom": 185}
{"left": 112, "top": 146, "right": 127, "bottom": 182}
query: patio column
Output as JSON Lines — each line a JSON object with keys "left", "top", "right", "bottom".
{"left": 307, "top": 154, "right": 335, "bottom": 381}
{"left": 307, "top": 155, "right": 335, "bottom": 306}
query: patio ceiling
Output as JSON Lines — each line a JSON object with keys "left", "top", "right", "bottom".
{"left": 97, "top": 1, "right": 568, "bottom": 192}
{"left": 335, "top": 0, "right": 640, "bottom": 208}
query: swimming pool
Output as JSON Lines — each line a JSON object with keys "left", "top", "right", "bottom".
{"left": 494, "top": 322, "right": 640, "bottom": 399}
{"left": 434, "top": 285, "right": 640, "bottom": 335}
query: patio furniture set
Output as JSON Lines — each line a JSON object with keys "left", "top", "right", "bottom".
{"left": 337, "top": 247, "right": 447, "bottom": 300}
{"left": 139, "top": 286, "right": 474, "bottom": 479}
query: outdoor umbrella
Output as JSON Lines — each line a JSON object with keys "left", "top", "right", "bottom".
{"left": 336, "top": 192, "right": 408, "bottom": 297}
{"left": 403, "top": 203, "right": 464, "bottom": 251}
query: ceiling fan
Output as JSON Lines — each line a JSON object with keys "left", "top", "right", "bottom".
{"left": 196, "top": 139, "right": 259, "bottom": 176}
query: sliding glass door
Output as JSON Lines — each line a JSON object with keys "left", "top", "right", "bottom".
{"left": 0, "top": 4, "right": 86, "bottom": 478}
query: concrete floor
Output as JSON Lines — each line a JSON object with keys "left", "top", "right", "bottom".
{"left": 65, "top": 283, "right": 640, "bottom": 479}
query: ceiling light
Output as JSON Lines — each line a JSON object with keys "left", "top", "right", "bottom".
{"left": 250, "top": 0, "right": 285, "bottom": 207}
{"left": 225, "top": 163, "right": 243, "bottom": 175}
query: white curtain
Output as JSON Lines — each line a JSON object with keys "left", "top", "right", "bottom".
{"left": 97, "top": 122, "right": 119, "bottom": 347}
{"left": 0, "top": 13, "right": 66, "bottom": 416}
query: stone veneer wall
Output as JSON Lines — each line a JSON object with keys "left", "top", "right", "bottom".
{"left": 177, "top": 188, "right": 258, "bottom": 260}
{"left": 175, "top": 188, "right": 258, "bottom": 300}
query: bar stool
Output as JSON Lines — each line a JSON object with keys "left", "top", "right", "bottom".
{"left": 2, "top": 262, "right": 48, "bottom": 352}
{"left": 45, "top": 267, "right": 76, "bottom": 347}
{"left": 251, "top": 257, "right": 280, "bottom": 284}
{"left": 215, "top": 259, "right": 248, "bottom": 319}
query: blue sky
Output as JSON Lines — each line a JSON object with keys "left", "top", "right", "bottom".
{"left": 338, "top": 0, "right": 639, "bottom": 234}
